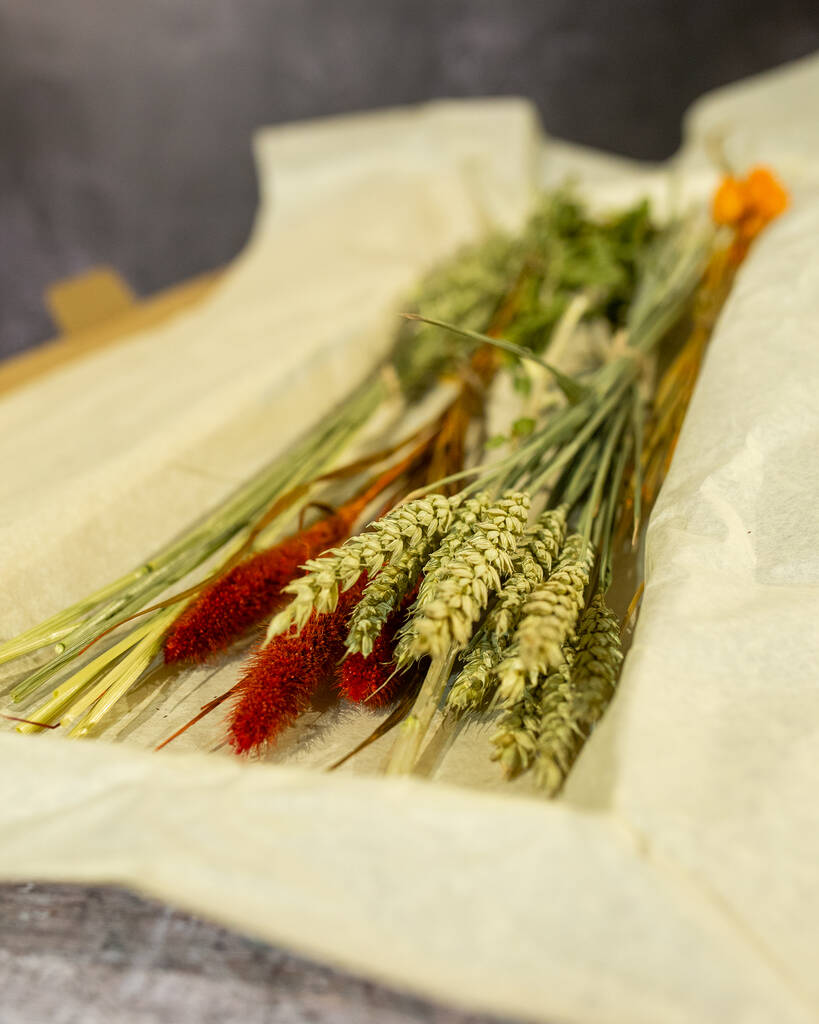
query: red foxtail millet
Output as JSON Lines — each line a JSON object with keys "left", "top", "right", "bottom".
{"left": 338, "top": 586, "right": 419, "bottom": 707}
{"left": 163, "top": 448, "right": 420, "bottom": 665}
{"left": 228, "top": 578, "right": 366, "bottom": 755}
{"left": 163, "top": 510, "right": 352, "bottom": 665}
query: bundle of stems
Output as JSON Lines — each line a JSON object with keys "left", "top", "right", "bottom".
{"left": 2, "top": 190, "right": 654, "bottom": 738}
{"left": 260, "top": 167, "right": 787, "bottom": 791}
{"left": 261, "top": 215, "right": 706, "bottom": 782}
{"left": 163, "top": 200, "right": 662, "bottom": 754}
{"left": 7, "top": 381, "right": 393, "bottom": 736}
{"left": 3, "top": 170, "right": 785, "bottom": 787}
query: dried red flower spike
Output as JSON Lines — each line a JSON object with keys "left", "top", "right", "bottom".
{"left": 164, "top": 512, "right": 352, "bottom": 665}
{"left": 163, "top": 443, "right": 422, "bottom": 666}
{"left": 338, "top": 588, "right": 417, "bottom": 708}
{"left": 228, "top": 578, "right": 366, "bottom": 754}
{"left": 340, "top": 646, "right": 404, "bottom": 708}
{"left": 227, "top": 618, "right": 319, "bottom": 754}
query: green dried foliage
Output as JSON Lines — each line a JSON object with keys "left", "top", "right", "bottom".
{"left": 392, "top": 192, "right": 657, "bottom": 396}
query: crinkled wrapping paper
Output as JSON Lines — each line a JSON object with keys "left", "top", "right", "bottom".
{"left": 2, "top": 58, "right": 819, "bottom": 1024}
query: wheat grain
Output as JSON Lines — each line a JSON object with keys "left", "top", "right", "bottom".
{"left": 533, "top": 595, "right": 623, "bottom": 794}
{"left": 509, "top": 533, "right": 595, "bottom": 680}
{"left": 346, "top": 495, "right": 489, "bottom": 657}
{"left": 446, "top": 506, "right": 567, "bottom": 713}
{"left": 400, "top": 492, "right": 531, "bottom": 661}
{"left": 266, "top": 494, "right": 457, "bottom": 641}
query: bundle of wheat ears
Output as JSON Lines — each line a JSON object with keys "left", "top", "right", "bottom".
{"left": 0, "top": 167, "right": 788, "bottom": 794}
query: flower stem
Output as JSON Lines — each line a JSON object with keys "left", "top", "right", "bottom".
{"left": 65, "top": 607, "right": 180, "bottom": 736}
{"left": 16, "top": 614, "right": 166, "bottom": 733}
{"left": 578, "top": 403, "right": 630, "bottom": 547}
{"left": 5, "top": 374, "right": 388, "bottom": 703}
{"left": 385, "top": 648, "right": 457, "bottom": 775}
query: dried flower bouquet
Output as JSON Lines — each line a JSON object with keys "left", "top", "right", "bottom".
{"left": 0, "top": 168, "right": 787, "bottom": 794}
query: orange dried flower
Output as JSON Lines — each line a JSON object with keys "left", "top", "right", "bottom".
{"left": 712, "top": 165, "right": 788, "bottom": 254}
{"left": 712, "top": 176, "right": 747, "bottom": 226}
{"left": 745, "top": 167, "right": 788, "bottom": 220}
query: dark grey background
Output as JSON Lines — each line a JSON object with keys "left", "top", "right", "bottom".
{"left": 2, "top": 0, "right": 819, "bottom": 356}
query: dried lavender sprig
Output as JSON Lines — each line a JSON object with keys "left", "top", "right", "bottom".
{"left": 446, "top": 506, "right": 567, "bottom": 714}
{"left": 266, "top": 494, "right": 458, "bottom": 640}
{"left": 398, "top": 492, "right": 531, "bottom": 663}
